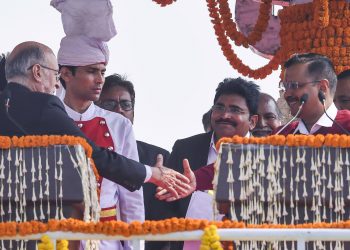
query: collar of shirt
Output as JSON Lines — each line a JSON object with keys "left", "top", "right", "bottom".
{"left": 207, "top": 131, "right": 250, "bottom": 165}
{"left": 295, "top": 103, "right": 338, "bottom": 135}
{"left": 63, "top": 101, "right": 96, "bottom": 121}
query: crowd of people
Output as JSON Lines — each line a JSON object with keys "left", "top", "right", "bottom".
{"left": 1, "top": 40, "right": 350, "bottom": 250}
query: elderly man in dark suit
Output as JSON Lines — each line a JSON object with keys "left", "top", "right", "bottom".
{"left": 0, "top": 41, "right": 193, "bottom": 204}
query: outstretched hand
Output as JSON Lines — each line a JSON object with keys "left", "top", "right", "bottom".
{"left": 155, "top": 158, "right": 196, "bottom": 202}
{"left": 148, "top": 155, "right": 192, "bottom": 199}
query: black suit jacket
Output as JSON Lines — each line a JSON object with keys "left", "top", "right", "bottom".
{"left": 137, "top": 140, "right": 170, "bottom": 220}
{"left": 137, "top": 140, "right": 171, "bottom": 250}
{"left": 0, "top": 83, "right": 146, "bottom": 191}
{"left": 166, "top": 132, "right": 212, "bottom": 216}
{"left": 165, "top": 132, "right": 212, "bottom": 250}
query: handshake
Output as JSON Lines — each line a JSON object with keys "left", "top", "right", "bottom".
{"left": 149, "top": 155, "right": 196, "bottom": 201}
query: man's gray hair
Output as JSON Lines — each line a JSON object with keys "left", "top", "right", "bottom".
{"left": 5, "top": 46, "right": 46, "bottom": 81}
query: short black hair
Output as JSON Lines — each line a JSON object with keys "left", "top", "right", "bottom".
{"left": 337, "top": 69, "right": 350, "bottom": 81}
{"left": 58, "top": 65, "right": 77, "bottom": 89}
{"left": 284, "top": 53, "right": 337, "bottom": 94}
{"left": 102, "top": 74, "right": 135, "bottom": 105}
{"left": 214, "top": 77, "right": 260, "bottom": 115}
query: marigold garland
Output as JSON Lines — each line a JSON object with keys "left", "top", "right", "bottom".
{"left": 279, "top": 0, "right": 350, "bottom": 74}
{"left": 217, "top": 0, "right": 272, "bottom": 47}
{"left": 0, "top": 135, "right": 100, "bottom": 196}
{"left": 314, "top": 0, "right": 329, "bottom": 28}
{"left": 200, "top": 225, "right": 223, "bottom": 250}
{"left": 3, "top": 218, "right": 350, "bottom": 238}
{"left": 152, "top": 0, "right": 176, "bottom": 6}
{"left": 0, "top": 135, "right": 98, "bottom": 177}
{"left": 37, "top": 235, "right": 68, "bottom": 250}
{"left": 215, "top": 134, "right": 350, "bottom": 150}
{"left": 206, "top": 0, "right": 282, "bottom": 79}
{"left": 151, "top": 0, "right": 346, "bottom": 79}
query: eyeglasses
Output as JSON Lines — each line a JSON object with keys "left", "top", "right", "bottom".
{"left": 99, "top": 100, "right": 134, "bottom": 112}
{"left": 211, "top": 104, "right": 247, "bottom": 115}
{"left": 27, "top": 64, "right": 61, "bottom": 82}
{"left": 279, "top": 80, "right": 321, "bottom": 91}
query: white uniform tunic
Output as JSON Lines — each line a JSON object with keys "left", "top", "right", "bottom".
{"left": 64, "top": 102, "right": 144, "bottom": 250}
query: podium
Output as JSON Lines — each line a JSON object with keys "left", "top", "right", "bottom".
{"left": 0, "top": 137, "right": 99, "bottom": 249}
{"left": 215, "top": 143, "right": 350, "bottom": 223}
{"left": 214, "top": 138, "right": 350, "bottom": 249}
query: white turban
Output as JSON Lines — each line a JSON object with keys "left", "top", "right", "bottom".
{"left": 57, "top": 36, "right": 110, "bottom": 66}
{"left": 51, "top": 0, "right": 117, "bottom": 66}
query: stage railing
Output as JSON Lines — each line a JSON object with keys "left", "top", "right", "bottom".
{"left": 2, "top": 228, "right": 350, "bottom": 250}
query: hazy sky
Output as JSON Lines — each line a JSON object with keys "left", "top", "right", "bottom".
{"left": 1, "top": 0, "right": 281, "bottom": 151}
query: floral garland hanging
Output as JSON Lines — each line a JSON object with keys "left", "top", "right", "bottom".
{"left": 152, "top": 0, "right": 176, "bottom": 7}
{"left": 215, "top": 134, "right": 350, "bottom": 150}
{"left": 3, "top": 218, "right": 350, "bottom": 237}
{"left": 207, "top": 0, "right": 282, "bottom": 79}
{"left": 37, "top": 235, "right": 68, "bottom": 250}
{"left": 0, "top": 135, "right": 99, "bottom": 181}
{"left": 200, "top": 225, "right": 223, "bottom": 250}
{"left": 278, "top": 0, "right": 350, "bottom": 74}
{"left": 217, "top": 0, "right": 272, "bottom": 47}
{"left": 0, "top": 135, "right": 101, "bottom": 198}
{"left": 314, "top": 0, "right": 329, "bottom": 28}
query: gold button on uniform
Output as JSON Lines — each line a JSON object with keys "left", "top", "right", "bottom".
{"left": 107, "top": 146, "right": 114, "bottom": 151}
{"left": 99, "top": 120, "right": 106, "bottom": 125}
{"left": 77, "top": 123, "right": 83, "bottom": 128}
{"left": 104, "top": 132, "right": 110, "bottom": 137}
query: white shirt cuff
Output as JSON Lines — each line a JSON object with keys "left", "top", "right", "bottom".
{"left": 144, "top": 165, "right": 152, "bottom": 182}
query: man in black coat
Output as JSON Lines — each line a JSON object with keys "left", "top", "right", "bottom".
{"left": 0, "top": 41, "right": 193, "bottom": 202}
{"left": 163, "top": 78, "right": 260, "bottom": 250}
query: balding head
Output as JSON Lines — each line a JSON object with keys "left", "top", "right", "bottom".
{"left": 6, "top": 41, "right": 53, "bottom": 80}
{"left": 252, "top": 93, "right": 282, "bottom": 137}
{"left": 5, "top": 41, "right": 60, "bottom": 94}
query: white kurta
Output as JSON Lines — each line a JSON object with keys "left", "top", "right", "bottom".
{"left": 64, "top": 102, "right": 144, "bottom": 250}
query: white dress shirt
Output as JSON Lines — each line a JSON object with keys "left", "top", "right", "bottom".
{"left": 294, "top": 103, "right": 338, "bottom": 134}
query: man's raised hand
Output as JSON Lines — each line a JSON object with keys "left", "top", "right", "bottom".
{"left": 148, "top": 155, "right": 192, "bottom": 199}
{"left": 155, "top": 159, "right": 196, "bottom": 201}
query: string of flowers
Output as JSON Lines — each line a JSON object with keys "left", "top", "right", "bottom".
{"left": 3, "top": 218, "right": 350, "bottom": 237}
{"left": 200, "top": 225, "right": 223, "bottom": 250}
{"left": 37, "top": 235, "right": 54, "bottom": 250}
{"left": 37, "top": 235, "right": 68, "bottom": 250}
{"left": 216, "top": 134, "right": 350, "bottom": 150}
{"left": 0, "top": 135, "right": 100, "bottom": 184}
{"left": 206, "top": 0, "right": 282, "bottom": 79}
{"left": 313, "top": 0, "right": 329, "bottom": 28}
{"left": 217, "top": 0, "right": 272, "bottom": 47}
{"left": 152, "top": 0, "right": 176, "bottom": 7}
{"left": 278, "top": 0, "right": 350, "bottom": 74}
{"left": 0, "top": 135, "right": 101, "bottom": 199}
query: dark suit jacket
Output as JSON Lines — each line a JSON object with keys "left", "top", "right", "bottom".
{"left": 0, "top": 83, "right": 146, "bottom": 191}
{"left": 166, "top": 132, "right": 212, "bottom": 250}
{"left": 137, "top": 140, "right": 171, "bottom": 250}
{"left": 137, "top": 140, "right": 170, "bottom": 221}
